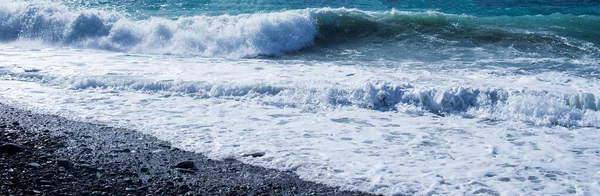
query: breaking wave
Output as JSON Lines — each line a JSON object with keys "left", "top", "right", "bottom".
{"left": 1, "top": 1, "right": 598, "bottom": 58}
{"left": 2, "top": 70, "right": 599, "bottom": 127}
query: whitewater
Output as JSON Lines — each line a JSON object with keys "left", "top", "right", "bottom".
{"left": 1, "top": 0, "right": 600, "bottom": 195}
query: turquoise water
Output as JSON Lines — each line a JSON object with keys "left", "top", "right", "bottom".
{"left": 1, "top": 0, "right": 599, "bottom": 77}
{"left": 78, "top": 0, "right": 600, "bottom": 17}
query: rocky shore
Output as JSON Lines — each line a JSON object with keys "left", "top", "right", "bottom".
{"left": 0, "top": 104, "right": 377, "bottom": 195}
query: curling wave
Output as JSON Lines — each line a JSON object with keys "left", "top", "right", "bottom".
{"left": 1, "top": 1, "right": 599, "bottom": 58}
{"left": 0, "top": 1, "right": 317, "bottom": 57}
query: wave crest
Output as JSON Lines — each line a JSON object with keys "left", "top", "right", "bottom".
{"left": 0, "top": 1, "right": 317, "bottom": 57}
{"left": 2, "top": 2, "right": 598, "bottom": 57}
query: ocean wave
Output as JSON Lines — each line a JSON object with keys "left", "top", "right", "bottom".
{"left": 2, "top": 70, "right": 599, "bottom": 127}
{"left": 1, "top": 1, "right": 598, "bottom": 57}
{"left": 0, "top": 1, "right": 316, "bottom": 57}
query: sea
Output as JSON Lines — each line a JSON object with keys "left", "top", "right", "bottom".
{"left": 1, "top": 0, "right": 600, "bottom": 195}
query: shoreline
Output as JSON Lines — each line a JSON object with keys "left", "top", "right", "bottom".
{"left": 0, "top": 104, "right": 377, "bottom": 195}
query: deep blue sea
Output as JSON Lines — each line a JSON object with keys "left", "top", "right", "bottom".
{"left": 1, "top": 0, "right": 600, "bottom": 195}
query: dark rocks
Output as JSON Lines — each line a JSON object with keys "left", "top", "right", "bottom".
{"left": 175, "top": 161, "right": 195, "bottom": 169}
{"left": 0, "top": 143, "right": 25, "bottom": 154}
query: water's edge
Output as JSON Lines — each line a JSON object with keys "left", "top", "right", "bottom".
{"left": 0, "top": 102, "right": 378, "bottom": 195}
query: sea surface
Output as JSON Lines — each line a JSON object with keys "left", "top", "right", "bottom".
{"left": 1, "top": 0, "right": 600, "bottom": 195}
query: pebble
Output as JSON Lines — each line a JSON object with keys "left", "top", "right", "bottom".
{"left": 176, "top": 168, "right": 196, "bottom": 173}
{"left": 137, "top": 186, "right": 150, "bottom": 191}
{"left": 112, "top": 149, "right": 131, "bottom": 153}
{"left": 79, "top": 164, "right": 100, "bottom": 172}
{"left": 57, "top": 160, "right": 72, "bottom": 169}
{"left": 42, "top": 174, "right": 54, "bottom": 180}
{"left": 0, "top": 143, "right": 25, "bottom": 154}
{"left": 184, "top": 191, "right": 197, "bottom": 196}
{"left": 158, "top": 143, "right": 171, "bottom": 148}
{"left": 37, "top": 180, "right": 54, "bottom": 185}
{"left": 122, "top": 178, "right": 133, "bottom": 184}
{"left": 27, "top": 162, "right": 42, "bottom": 168}
{"left": 175, "top": 161, "right": 195, "bottom": 169}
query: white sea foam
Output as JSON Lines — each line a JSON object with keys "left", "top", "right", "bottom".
{"left": 0, "top": 1, "right": 317, "bottom": 57}
{"left": 2, "top": 66, "right": 599, "bottom": 127}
